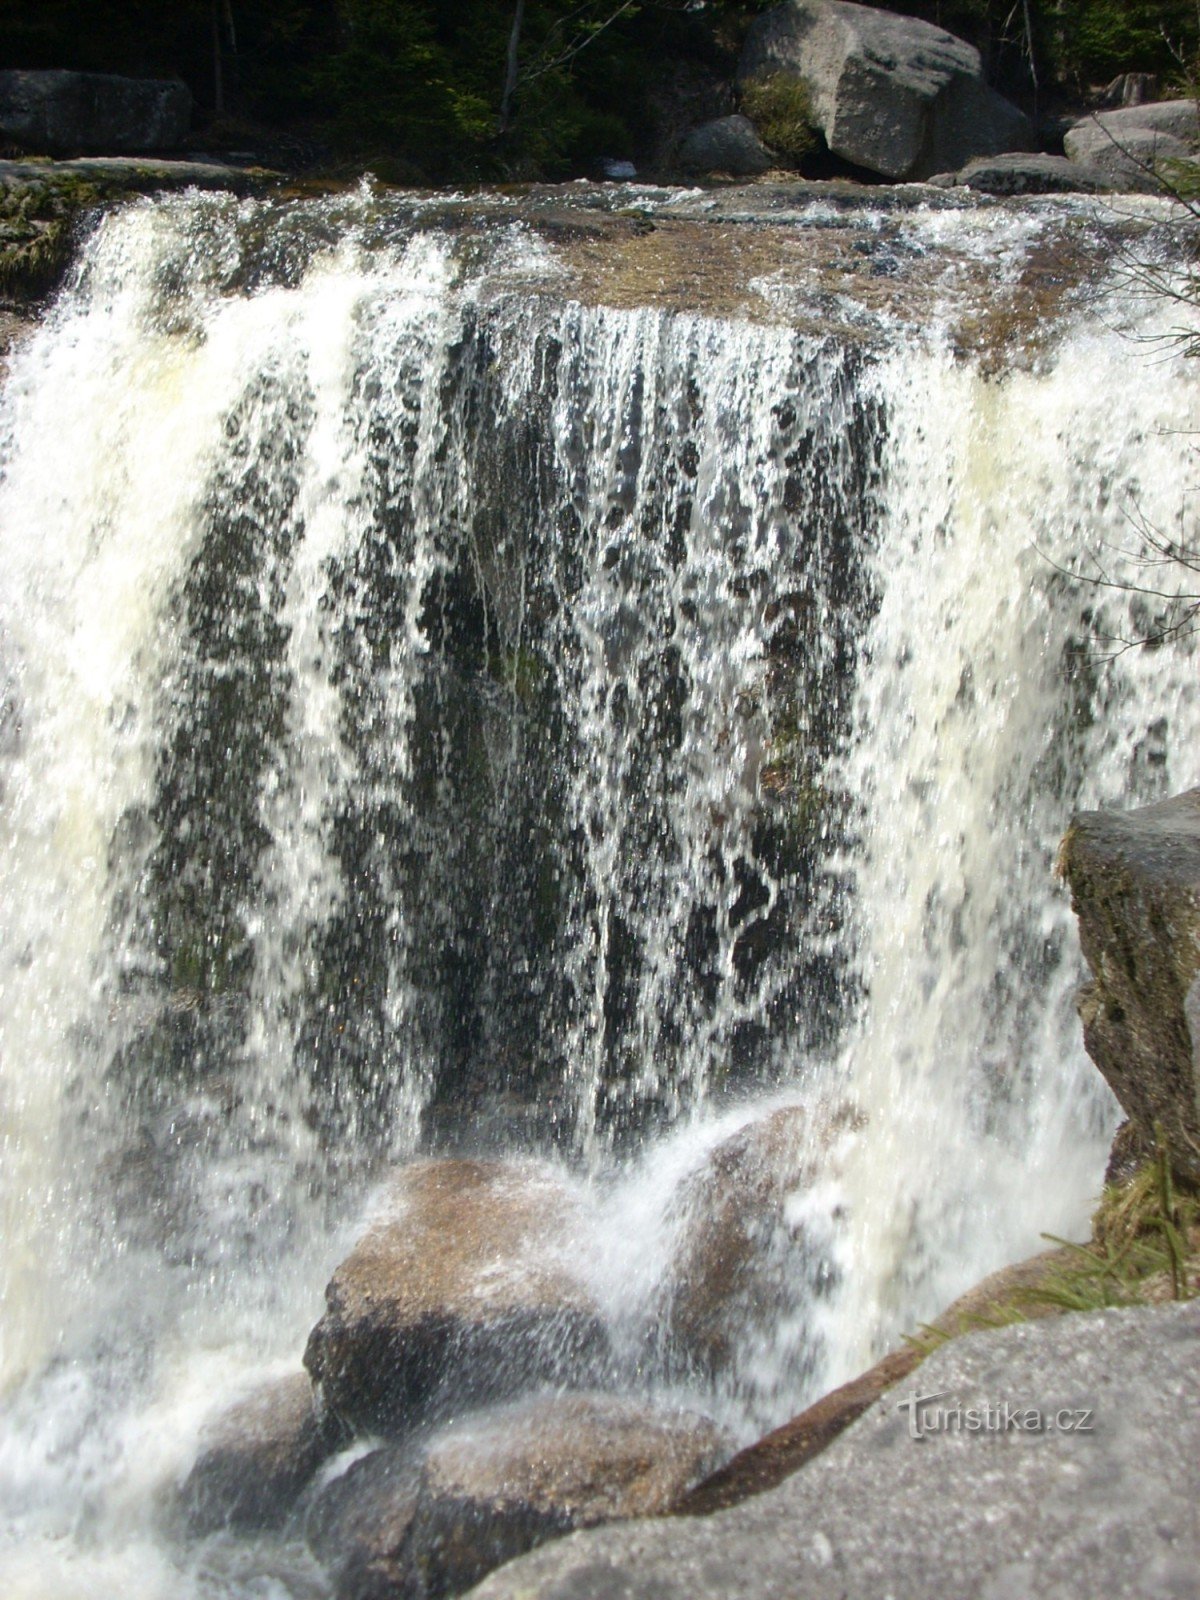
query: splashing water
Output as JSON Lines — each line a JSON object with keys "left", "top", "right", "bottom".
{"left": 0, "top": 183, "right": 1197, "bottom": 1596}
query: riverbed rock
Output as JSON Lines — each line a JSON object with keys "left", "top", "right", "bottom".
{"left": 467, "top": 1301, "right": 1200, "bottom": 1600}
{"left": 954, "top": 152, "right": 1113, "bottom": 195}
{"left": 178, "top": 1371, "right": 347, "bottom": 1534}
{"left": 304, "top": 1159, "right": 611, "bottom": 1437}
{"left": 306, "top": 1444, "right": 424, "bottom": 1598}
{"left": 678, "top": 115, "right": 773, "bottom": 176}
{"left": 311, "top": 1393, "right": 726, "bottom": 1600}
{"left": 739, "top": 1, "right": 1032, "bottom": 181}
{"left": 0, "top": 70, "right": 191, "bottom": 155}
{"left": 1060, "top": 789, "right": 1200, "bottom": 1186}
{"left": 1064, "top": 101, "right": 1200, "bottom": 193}
{"left": 655, "top": 1101, "right": 862, "bottom": 1384}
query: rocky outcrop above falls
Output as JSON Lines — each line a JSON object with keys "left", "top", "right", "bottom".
{"left": 0, "top": 70, "right": 191, "bottom": 155}
{"left": 304, "top": 1159, "right": 610, "bottom": 1436}
{"left": 309, "top": 1393, "right": 725, "bottom": 1600}
{"left": 739, "top": 1, "right": 1032, "bottom": 181}
{"left": 1064, "top": 100, "right": 1200, "bottom": 194}
{"left": 466, "top": 1302, "right": 1200, "bottom": 1600}
{"left": 1060, "top": 789, "right": 1200, "bottom": 1186}
{"left": 678, "top": 115, "right": 773, "bottom": 176}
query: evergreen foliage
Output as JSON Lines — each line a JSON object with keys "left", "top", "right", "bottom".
{"left": 0, "top": 2, "right": 1196, "bottom": 179}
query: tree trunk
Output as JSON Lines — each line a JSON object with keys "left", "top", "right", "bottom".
{"left": 499, "top": 0, "right": 525, "bottom": 134}
{"left": 211, "top": 1, "right": 225, "bottom": 117}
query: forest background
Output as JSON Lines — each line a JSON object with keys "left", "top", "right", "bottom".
{"left": 0, "top": 1, "right": 1195, "bottom": 181}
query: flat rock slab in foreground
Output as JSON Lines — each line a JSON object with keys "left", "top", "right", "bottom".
{"left": 305, "top": 1159, "right": 610, "bottom": 1436}
{"left": 466, "top": 1302, "right": 1200, "bottom": 1600}
{"left": 1062, "top": 788, "right": 1200, "bottom": 1184}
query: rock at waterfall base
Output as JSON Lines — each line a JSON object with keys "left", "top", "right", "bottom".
{"left": 739, "top": 1, "right": 1032, "bottom": 181}
{"left": 309, "top": 1392, "right": 726, "bottom": 1600}
{"left": 466, "top": 1302, "right": 1200, "bottom": 1600}
{"left": 178, "top": 1371, "right": 347, "bottom": 1534}
{"left": 304, "top": 1159, "right": 611, "bottom": 1437}
{"left": 1061, "top": 788, "right": 1200, "bottom": 1186}
{"left": 656, "top": 1102, "right": 861, "bottom": 1384}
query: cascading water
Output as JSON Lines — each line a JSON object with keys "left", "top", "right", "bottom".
{"left": 0, "top": 181, "right": 1196, "bottom": 1596}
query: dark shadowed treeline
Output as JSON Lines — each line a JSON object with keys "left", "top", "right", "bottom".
{"left": 0, "top": 2, "right": 1194, "bottom": 178}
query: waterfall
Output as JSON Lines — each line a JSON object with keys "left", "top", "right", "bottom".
{"left": 0, "top": 183, "right": 1196, "bottom": 1596}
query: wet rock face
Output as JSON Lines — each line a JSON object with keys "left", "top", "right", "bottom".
{"left": 1061, "top": 789, "right": 1200, "bottom": 1186}
{"left": 739, "top": 0, "right": 1031, "bottom": 181}
{"left": 178, "top": 1371, "right": 346, "bottom": 1534}
{"left": 310, "top": 1393, "right": 726, "bottom": 1600}
{"left": 0, "top": 71, "right": 191, "bottom": 155}
{"left": 655, "top": 1102, "right": 861, "bottom": 1387}
{"left": 304, "top": 1159, "right": 611, "bottom": 1436}
{"left": 306, "top": 1446, "right": 424, "bottom": 1600}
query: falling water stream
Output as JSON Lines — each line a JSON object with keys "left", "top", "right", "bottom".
{"left": 0, "top": 181, "right": 1197, "bottom": 1597}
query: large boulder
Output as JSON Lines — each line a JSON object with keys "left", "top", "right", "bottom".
{"left": 310, "top": 1392, "right": 726, "bottom": 1600}
{"left": 467, "top": 1302, "right": 1200, "bottom": 1600}
{"left": 304, "top": 1159, "right": 611, "bottom": 1437}
{"left": 177, "top": 1371, "right": 347, "bottom": 1534}
{"left": 1060, "top": 789, "right": 1200, "bottom": 1186}
{"left": 1064, "top": 101, "right": 1200, "bottom": 193}
{"left": 0, "top": 70, "right": 191, "bottom": 155}
{"left": 678, "top": 115, "right": 773, "bottom": 176}
{"left": 739, "top": 1, "right": 1032, "bottom": 181}
{"left": 654, "top": 1101, "right": 862, "bottom": 1387}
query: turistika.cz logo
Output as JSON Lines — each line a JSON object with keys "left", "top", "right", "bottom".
{"left": 896, "top": 1389, "right": 1095, "bottom": 1441}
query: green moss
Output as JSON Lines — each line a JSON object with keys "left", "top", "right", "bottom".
{"left": 739, "top": 73, "right": 817, "bottom": 166}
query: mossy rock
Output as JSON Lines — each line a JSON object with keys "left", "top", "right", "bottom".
{"left": 1060, "top": 788, "right": 1200, "bottom": 1186}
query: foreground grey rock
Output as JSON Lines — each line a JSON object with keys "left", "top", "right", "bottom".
{"left": 0, "top": 70, "right": 190, "bottom": 155}
{"left": 304, "top": 1159, "right": 610, "bottom": 1436}
{"left": 467, "top": 1302, "right": 1200, "bottom": 1600}
{"left": 740, "top": 0, "right": 1031, "bottom": 180}
{"left": 1064, "top": 101, "right": 1200, "bottom": 193}
{"left": 1061, "top": 789, "right": 1200, "bottom": 1185}
{"left": 178, "top": 1371, "right": 346, "bottom": 1534}
{"left": 309, "top": 1393, "right": 726, "bottom": 1599}
{"left": 678, "top": 115, "right": 773, "bottom": 176}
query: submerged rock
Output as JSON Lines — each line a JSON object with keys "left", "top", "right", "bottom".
{"left": 1061, "top": 789, "right": 1200, "bottom": 1186}
{"left": 178, "top": 1371, "right": 346, "bottom": 1534}
{"left": 310, "top": 1392, "right": 725, "bottom": 1600}
{"left": 1064, "top": 101, "right": 1200, "bottom": 193}
{"left": 468, "top": 1302, "right": 1200, "bottom": 1600}
{"left": 0, "top": 70, "right": 191, "bottom": 155}
{"left": 678, "top": 115, "right": 774, "bottom": 176}
{"left": 740, "top": 0, "right": 1031, "bottom": 181}
{"left": 304, "top": 1159, "right": 610, "bottom": 1437}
